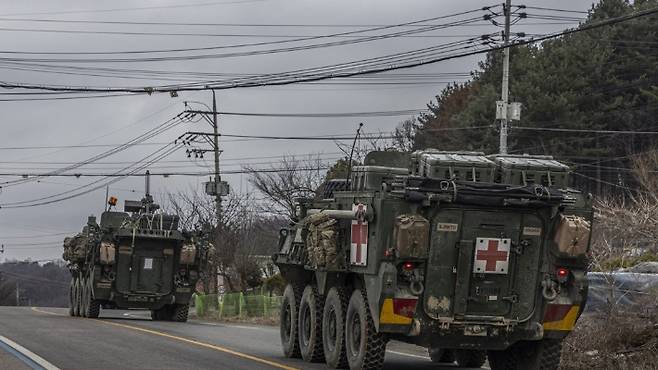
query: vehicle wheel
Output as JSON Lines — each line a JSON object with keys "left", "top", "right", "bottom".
{"left": 81, "top": 276, "right": 90, "bottom": 318}
{"left": 428, "top": 348, "right": 455, "bottom": 363}
{"left": 86, "top": 299, "right": 101, "bottom": 319}
{"left": 280, "top": 283, "right": 303, "bottom": 358}
{"left": 455, "top": 349, "right": 486, "bottom": 368}
{"left": 488, "top": 339, "right": 563, "bottom": 370}
{"left": 68, "top": 279, "right": 75, "bottom": 316}
{"left": 323, "top": 287, "right": 349, "bottom": 369}
{"left": 171, "top": 304, "right": 189, "bottom": 322}
{"left": 72, "top": 278, "right": 81, "bottom": 317}
{"left": 345, "top": 289, "right": 386, "bottom": 370}
{"left": 84, "top": 277, "right": 100, "bottom": 319}
{"left": 299, "top": 285, "right": 324, "bottom": 362}
{"left": 151, "top": 306, "right": 168, "bottom": 321}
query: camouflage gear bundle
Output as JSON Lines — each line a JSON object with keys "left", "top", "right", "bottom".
{"left": 305, "top": 213, "right": 339, "bottom": 268}
{"left": 62, "top": 233, "right": 89, "bottom": 262}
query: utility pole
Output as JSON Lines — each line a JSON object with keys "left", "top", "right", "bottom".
{"left": 179, "top": 93, "right": 229, "bottom": 216}
{"left": 495, "top": 0, "right": 522, "bottom": 154}
{"left": 499, "top": 0, "right": 512, "bottom": 154}
{"left": 212, "top": 89, "right": 222, "bottom": 224}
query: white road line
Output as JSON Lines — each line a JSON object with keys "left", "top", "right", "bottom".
{"left": 386, "top": 350, "right": 429, "bottom": 360}
{"left": 0, "top": 334, "right": 61, "bottom": 370}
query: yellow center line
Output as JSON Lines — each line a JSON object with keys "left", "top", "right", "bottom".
{"left": 31, "top": 307, "right": 298, "bottom": 370}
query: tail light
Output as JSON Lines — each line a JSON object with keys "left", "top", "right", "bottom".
{"left": 556, "top": 267, "right": 569, "bottom": 283}
{"left": 379, "top": 297, "right": 418, "bottom": 325}
{"left": 392, "top": 298, "right": 418, "bottom": 318}
{"left": 402, "top": 262, "right": 415, "bottom": 271}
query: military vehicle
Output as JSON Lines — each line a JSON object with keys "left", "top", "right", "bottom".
{"left": 62, "top": 175, "right": 209, "bottom": 321}
{"left": 274, "top": 150, "right": 592, "bottom": 370}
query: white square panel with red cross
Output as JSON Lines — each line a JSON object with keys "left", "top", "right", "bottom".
{"left": 350, "top": 204, "right": 368, "bottom": 266}
{"left": 473, "top": 238, "right": 511, "bottom": 274}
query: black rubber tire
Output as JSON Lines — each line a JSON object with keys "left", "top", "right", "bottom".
{"left": 345, "top": 289, "right": 386, "bottom": 370}
{"left": 280, "top": 283, "right": 303, "bottom": 358}
{"left": 86, "top": 299, "right": 101, "bottom": 319}
{"left": 323, "top": 287, "right": 349, "bottom": 369}
{"left": 455, "top": 349, "right": 487, "bottom": 368}
{"left": 81, "top": 276, "right": 90, "bottom": 318}
{"left": 488, "top": 339, "right": 563, "bottom": 370}
{"left": 171, "top": 304, "right": 189, "bottom": 322}
{"left": 73, "top": 278, "right": 81, "bottom": 317}
{"left": 299, "top": 285, "right": 325, "bottom": 362}
{"left": 68, "top": 279, "right": 75, "bottom": 316}
{"left": 428, "top": 348, "right": 455, "bottom": 364}
{"left": 83, "top": 276, "right": 100, "bottom": 318}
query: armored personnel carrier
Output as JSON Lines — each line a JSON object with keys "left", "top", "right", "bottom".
{"left": 63, "top": 179, "right": 209, "bottom": 321}
{"left": 274, "top": 150, "right": 592, "bottom": 370}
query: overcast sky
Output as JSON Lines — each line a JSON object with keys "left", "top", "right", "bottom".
{"left": 0, "top": 0, "right": 593, "bottom": 261}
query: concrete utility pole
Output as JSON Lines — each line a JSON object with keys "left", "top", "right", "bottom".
{"left": 179, "top": 92, "right": 229, "bottom": 218}
{"left": 212, "top": 89, "right": 222, "bottom": 224}
{"left": 498, "top": 0, "right": 512, "bottom": 154}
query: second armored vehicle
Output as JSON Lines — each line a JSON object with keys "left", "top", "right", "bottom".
{"left": 63, "top": 181, "right": 209, "bottom": 321}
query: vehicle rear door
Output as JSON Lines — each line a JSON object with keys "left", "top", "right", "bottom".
{"left": 423, "top": 208, "right": 545, "bottom": 322}
{"left": 115, "top": 238, "right": 176, "bottom": 295}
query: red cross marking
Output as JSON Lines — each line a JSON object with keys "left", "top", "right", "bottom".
{"left": 351, "top": 220, "right": 367, "bottom": 262}
{"left": 476, "top": 240, "right": 508, "bottom": 272}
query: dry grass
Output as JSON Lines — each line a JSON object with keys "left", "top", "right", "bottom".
{"left": 560, "top": 295, "right": 658, "bottom": 370}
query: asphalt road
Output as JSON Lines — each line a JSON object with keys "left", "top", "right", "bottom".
{"left": 0, "top": 306, "right": 487, "bottom": 370}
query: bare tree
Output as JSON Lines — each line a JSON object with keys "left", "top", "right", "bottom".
{"left": 590, "top": 149, "right": 658, "bottom": 271}
{"left": 164, "top": 189, "right": 283, "bottom": 293}
{"left": 245, "top": 155, "right": 326, "bottom": 219}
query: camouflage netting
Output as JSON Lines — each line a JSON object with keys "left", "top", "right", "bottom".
{"left": 62, "top": 232, "right": 89, "bottom": 262}
{"left": 305, "top": 213, "right": 339, "bottom": 268}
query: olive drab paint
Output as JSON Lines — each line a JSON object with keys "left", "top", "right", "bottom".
{"left": 62, "top": 188, "right": 212, "bottom": 321}
{"left": 274, "top": 150, "right": 593, "bottom": 370}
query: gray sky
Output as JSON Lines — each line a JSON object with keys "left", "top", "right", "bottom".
{"left": 0, "top": 0, "right": 593, "bottom": 261}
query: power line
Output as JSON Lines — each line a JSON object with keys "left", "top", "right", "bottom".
{"left": 514, "top": 127, "right": 658, "bottom": 135}
{"left": 0, "top": 167, "right": 333, "bottom": 178}
{"left": 186, "top": 109, "right": 427, "bottom": 118}
{"left": 521, "top": 6, "right": 589, "bottom": 14}
{"left": 1, "top": 5, "right": 655, "bottom": 94}
{"left": 0, "top": 113, "right": 192, "bottom": 187}
{"left": 0, "top": 232, "right": 75, "bottom": 240}
{"left": 0, "top": 0, "right": 267, "bottom": 17}
{"left": 0, "top": 17, "right": 487, "bottom": 63}
{"left": 0, "top": 8, "right": 493, "bottom": 56}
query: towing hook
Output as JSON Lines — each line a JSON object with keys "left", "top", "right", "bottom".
{"left": 410, "top": 280, "right": 424, "bottom": 296}
{"left": 541, "top": 280, "right": 558, "bottom": 301}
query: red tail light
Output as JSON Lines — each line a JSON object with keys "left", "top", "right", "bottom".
{"left": 393, "top": 298, "right": 418, "bottom": 318}
{"left": 556, "top": 267, "right": 569, "bottom": 283}
{"left": 402, "top": 262, "right": 415, "bottom": 271}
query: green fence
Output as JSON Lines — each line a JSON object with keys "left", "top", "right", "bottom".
{"left": 194, "top": 292, "right": 283, "bottom": 320}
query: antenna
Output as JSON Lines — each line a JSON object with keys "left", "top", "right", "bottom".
{"left": 145, "top": 170, "right": 151, "bottom": 197}
{"left": 104, "top": 185, "right": 110, "bottom": 211}
{"left": 346, "top": 123, "right": 364, "bottom": 185}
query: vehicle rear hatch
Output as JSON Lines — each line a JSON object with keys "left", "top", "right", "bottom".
{"left": 115, "top": 236, "right": 177, "bottom": 296}
{"left": 423, "top": 208, "right": 545, "bottom": 323}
